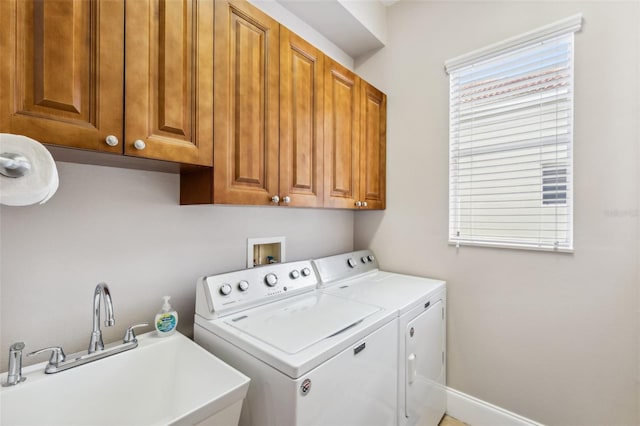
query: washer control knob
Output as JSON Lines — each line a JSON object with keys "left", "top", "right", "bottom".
{"left": 219, "top": 283, "right": 232, "bottom": 296}
{"left": 347, "top": 258, "right": 357, "bottom": 268}
{"left": 301, "top": 267, "right": 311, "bottom": 277}
{"left": 290, "top": 270, "right": 300, "bottom": 279}
{"left": 367, "top": 255, "right": 375, "bottom": 262}
{"left": 264, "top": 273, "right": 278, "bottom": 287}
{"left": 238, "top": 280, "right": 249, "bottom": 292}
{"left": 361, "top": 256, "right": 368, "bottom": 263}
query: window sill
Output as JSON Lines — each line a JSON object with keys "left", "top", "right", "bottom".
{"left": 448, "top": 240, "right": 574, "bottom": 253}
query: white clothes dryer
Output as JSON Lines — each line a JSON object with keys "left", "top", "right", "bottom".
{"left": 194, "top": 260, "right": 398, "bottom": 426}
{"left": 313, "top": 250, "right": 447, "bottom": 426}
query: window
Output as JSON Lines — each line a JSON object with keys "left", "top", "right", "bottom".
{"left": 445, "top": 15, "right": 582, "bottom": 252}
{"left": 541, "top": 163, "right": 567, "bottom": 206}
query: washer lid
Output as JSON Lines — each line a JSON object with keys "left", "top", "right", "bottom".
{"left": 224, "top": 293, "right": 381, "bottom": 354}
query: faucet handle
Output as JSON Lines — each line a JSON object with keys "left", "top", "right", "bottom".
{"left": 123, "top": 322, "right": 149, "bottom": 344}
{"left": 28, "top": 346, "right": 66, "bottom": 365}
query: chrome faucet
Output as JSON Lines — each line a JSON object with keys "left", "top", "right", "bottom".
{"left": 88, "top": 283, "right": 115, "bottom": 354}
{"left": 26, "top": 283, "right": 148, "bottom": 374}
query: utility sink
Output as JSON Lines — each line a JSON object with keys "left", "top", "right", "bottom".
{"left": 0, "top": 332, "right": 250, "bottom": 425}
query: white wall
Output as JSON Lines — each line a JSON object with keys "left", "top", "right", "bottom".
{"left": 355, "top": 2, "right": 639, "bottom": 425}
{"left": 0, "top": 162, "right": 354, "bottom": 368}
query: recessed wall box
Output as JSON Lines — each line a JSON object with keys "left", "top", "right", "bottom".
{"left": 247, "top": 237, "right": 285, "bottom": 268}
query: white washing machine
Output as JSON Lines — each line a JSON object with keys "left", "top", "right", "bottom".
{"left": 194, "top": 260, "right": 399, "bottom": 426}
{"left": 313, "top": 250, "right": 447, "bottom": 426}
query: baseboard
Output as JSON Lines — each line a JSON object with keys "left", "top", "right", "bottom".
{"left": 446, "top": 387, "right": 544, "bottom": 426}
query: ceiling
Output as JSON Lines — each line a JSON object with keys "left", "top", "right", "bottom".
{"left": 276, "top": 0, "right": 389, "bottom": 58}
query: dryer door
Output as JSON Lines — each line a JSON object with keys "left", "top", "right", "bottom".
{"left": 404, "top": 300, "right": 445, "bottom": 426}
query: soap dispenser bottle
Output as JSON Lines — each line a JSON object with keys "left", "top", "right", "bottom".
{"left": 155, "top": 296, "right": 178, "bottom": 337}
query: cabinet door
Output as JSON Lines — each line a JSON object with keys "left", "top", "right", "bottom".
{"left": 213, "top": 0, "right": 279, "bottom": 205}
{"left": 125, "top": 0, "right": 213, "bottom": 165}
{"left": 323, "top": 58, "right": 360, "bottom": 209}
{"left": 360, "top": 81, "right": 386, "bottom": 210}
{"left": 0, "top": 0, "right": 124, "bottom": 152}
{"left": 280, "top": 27, "right": 324, "bottom": 208}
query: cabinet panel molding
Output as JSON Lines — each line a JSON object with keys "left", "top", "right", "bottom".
{"left": 157, "top": 0, "right": 191, "bottom": 137}
{"left": 232, "top": 15, "right": 267, "bottom": 186}
{"left": 33, "top": 0, "right": 86, "bottom": 115}
{"left": 279, "top": 27, "right": 324, "bottom": 207}
{"left": 1, "top": 0, "right": 123, "bottom": 152}
{"left": 360, "top": 81, "right": 386, "bottom": 209}
{"left": 323, "top": 59, "right": 360, "bottom": 209}
{"left": 213, "top": 0, "right": 279, "bottom": 205}
{"left": 125, "top": 0, "right": 213, "bottom": 165}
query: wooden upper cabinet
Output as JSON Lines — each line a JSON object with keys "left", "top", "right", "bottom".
{"left": 1, "top": 0, "right": 212, "bottom": 165}
{"left": 125, "top": 0, "right": 213, "bottom": 165}
{"left": 0, "top": 0, "right": 124, "bottom": 152}
{"left": 2, "top": 0, "right": 386, "bottom": 205}
{"left": 212, "top": 0, "right": 279, "bottom": 205}
{"left": 360, "top": 80, "right": 386, "bottom": 210}
{"left": 323, "top": 58, "right": 361, "bottom": 209}
{"left": 279, "top": 27, "right": 324, "bottom": 208}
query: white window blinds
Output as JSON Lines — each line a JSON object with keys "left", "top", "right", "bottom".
{"left": 446, "top": 16, "right": 581, "bottom": 252}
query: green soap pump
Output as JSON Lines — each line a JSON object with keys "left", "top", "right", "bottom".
{"left": 155, "top": 296, "right": 178, "bottom": 337}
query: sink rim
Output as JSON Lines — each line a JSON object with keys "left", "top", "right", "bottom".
{"left": 1, "top": 331, "right": 250, "bottom": 426}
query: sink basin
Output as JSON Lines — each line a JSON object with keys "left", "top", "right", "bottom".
{"left": 0, "top": 332, "right": 250, "bottom": 425}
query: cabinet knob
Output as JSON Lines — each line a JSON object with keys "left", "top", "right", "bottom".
{"left": 133, "top": 139, "right": 146, "bottom": 150}
{"left": 355, "top": 201, "right": 362, "bottom": 207}
{"left": 282, "top": 196, "right": 291, "bottom": 204}
{"left": 271, "top": 195, "right": 280, "bottom": 204}
{"left": 362, "top": 201, "right": 368, "bottom": 207}
{"left": 105, "top": 135, "right": 119, "bottom": 147}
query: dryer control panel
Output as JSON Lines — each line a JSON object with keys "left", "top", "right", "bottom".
{"left": 196, "top": 260, "right": 318, "bottom": 319}
{"left": 313, "top": 250, "right": 380, "bottom": 286}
